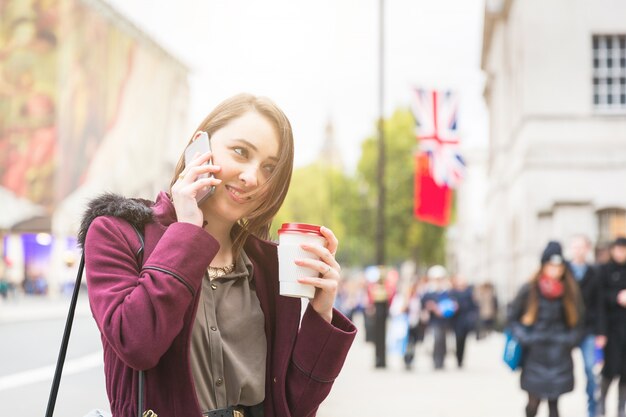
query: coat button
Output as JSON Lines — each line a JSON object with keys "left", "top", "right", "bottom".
{"left": 273, "top": 377, "right": 277, "bottom": 383}
{"left": 211, "top": 283, "right": 218, "bottom": 290}
{"left": 216, "top": 377, "right": 223, "bottom": 386}
{"left": 210, "top": 326, "right": 217, "bottom": 331}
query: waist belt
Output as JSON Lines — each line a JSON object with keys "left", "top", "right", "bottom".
{"left": 203, "top": 406, "right": 245, "bottom": 417}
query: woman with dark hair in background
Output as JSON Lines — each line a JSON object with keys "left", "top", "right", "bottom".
{"left": 508, "top": 241, "right": 584, "bottom": 417}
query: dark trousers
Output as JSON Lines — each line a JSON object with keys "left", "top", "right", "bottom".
{"left": 455, "top": 328, "right": 468, "bottom": 367}
{"left": 526, "top": 395, "right": 558, "bottom": 417}
{"left": 598, "top": 376, "right": 626, "bottom": 417}
{"left": 374, "top": 301, "right": 387, "bottom": 368}
{"left": 403, "top": 322, "right": 426, "bottom": 368}
{"left": 432, "top": 323, "right": 447, "bottom": 369}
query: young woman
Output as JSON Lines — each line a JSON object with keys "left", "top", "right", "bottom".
{"left": 508, "top": 241, "right": 583, "bottom": 417}
{"left": 78, "top": 93, "right": 357, "bottom": 417}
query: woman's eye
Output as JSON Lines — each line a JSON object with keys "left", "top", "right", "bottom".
{"left": 233, "top": 147, "right": 248, "bottom": 157}
{"left": 263, "top": 164, "right": 276, "bottom": 174}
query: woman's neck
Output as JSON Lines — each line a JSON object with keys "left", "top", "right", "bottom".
{"left": 203, "top": 220, "right": 235, "bottom": 267}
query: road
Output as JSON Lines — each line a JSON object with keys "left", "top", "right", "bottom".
{"left": 0, "top": 297, "right": 108, "bottom": 416}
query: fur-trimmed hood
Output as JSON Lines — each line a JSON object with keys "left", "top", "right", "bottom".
{"left": 77, "top": 193, "right": 155, "bottom": 248}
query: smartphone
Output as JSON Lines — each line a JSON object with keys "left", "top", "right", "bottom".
{"left": 184, "top": 131, "right": 215, "bottom": 204}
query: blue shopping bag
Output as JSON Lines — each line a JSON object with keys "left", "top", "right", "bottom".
{"left": 503, "top": 329, "right": 523, "bottom": 371}
{"left": 437, "top": 298, "right": 457, "bottom": 318}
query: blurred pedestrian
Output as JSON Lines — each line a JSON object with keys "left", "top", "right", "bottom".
{"left": 79, "top": 93, "right": 356, "bottom": 417}
{"left": 450, "top": 275, "right": 478, "bottom": 368}
{"left": 567, "top": 234, "right": 604, "bottom": 417}
{"left": 508, "top": 241, "right": 583, "bottom": 417}
{"left": 367, "top": 268, "right": 390, "bottom": 368}
{"left": 335, "top": 274, "right": 368, "bottom": 322}
{"left": 403, "top": 275, "right": 429, "bottom": 370}
{"left": 475, "top": 281, "right": 498, "bottom": 339}
{"left": 422, "top": 265, "right": 456, "bottom": 370}
{"left": 0, "top": 258, "right": 9, "bottom": 300}
{"left": 597, "top": 237, "right": 626, "bottom": 417}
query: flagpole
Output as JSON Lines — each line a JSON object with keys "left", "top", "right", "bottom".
{"left": 374, "top": 0, "right": 387, "bottom": 369}
{"left": 376, "top": 0, "right": 385, "bottom": 266}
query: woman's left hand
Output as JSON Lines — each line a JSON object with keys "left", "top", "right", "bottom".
{"left": 296, "top": 226, "right": 341, "bottom": 323}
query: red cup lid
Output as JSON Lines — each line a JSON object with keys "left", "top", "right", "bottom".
{"left": 278, "top": 223, "right": 322, "bottom": 236}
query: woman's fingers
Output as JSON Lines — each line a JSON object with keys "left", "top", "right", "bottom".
{"left": 189, "top": 177, "right": 222, "bottom": 194}
{"left": 295, "top": 228, "right": 341, "bottom": 324}
{"left": 320, "top": 226, "right": 339, "bottom": 256}
{"left": 295, "top": 258, "right": 339, "bottom": 277}
{"left": 177, "top": 157, "right": 220, "bottom": 184}
{"left": 189, "top": 150, "right": 213, "bottom": 167}
{"left": 300, "top": 243, "right": 340, "bottom": 271}
{"left": 185, "top": 164, "right": 221, "bottom": 182}
{"left": 297, "top": 275, "right": 338, "bottom": 292}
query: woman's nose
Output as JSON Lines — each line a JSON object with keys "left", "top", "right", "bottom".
{"left": 239, "top": 165, "right": 259, "bottom": 187}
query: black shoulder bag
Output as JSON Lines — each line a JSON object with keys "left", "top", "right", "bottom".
{"left": 45, "top": 225, "right": 153, "bottom": 417}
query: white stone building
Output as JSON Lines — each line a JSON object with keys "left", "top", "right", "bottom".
{"left": 458, "top": 0, "right": 626, "bottom": 302}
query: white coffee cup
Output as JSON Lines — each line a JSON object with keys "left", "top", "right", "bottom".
{"left": 277, "top": 223, "right": 327, "bottom": 299}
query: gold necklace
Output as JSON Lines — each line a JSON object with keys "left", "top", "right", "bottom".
{"left": 208, "top": 263, "right": 235, "bottom": 280}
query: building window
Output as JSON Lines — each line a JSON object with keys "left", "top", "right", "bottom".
{"left": 597, "top": 208, "right": 626, "bottom": 245}
{"left": 592, "top": 34, "right": 626, "bottom": 111}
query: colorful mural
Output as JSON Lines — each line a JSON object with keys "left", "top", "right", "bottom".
{"left": 56, "top": 0, "right": 135, "bottom": 200}
{"left": 0, "top": 0, "right": 59, "bottom": 207}
{"left": 0, "top": 0, "right": 135, "bottom": 207}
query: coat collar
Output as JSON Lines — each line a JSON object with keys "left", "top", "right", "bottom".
{"left": 77, "top": 192, "right": 154, "bottom": 248}
{"left": 78, "top": 190, "right": 279, "bottom": 254}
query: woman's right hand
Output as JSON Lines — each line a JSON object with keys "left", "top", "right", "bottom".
{"left": 171, "top": 150, "right": 222, "bottom": 227}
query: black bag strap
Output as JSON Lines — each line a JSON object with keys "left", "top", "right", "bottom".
{"left": 45, "top": 224, "right": 146, "bottom": 417}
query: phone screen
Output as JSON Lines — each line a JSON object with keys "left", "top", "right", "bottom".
{"left": 183, "top": 131, "right": 216, "bottom": 204}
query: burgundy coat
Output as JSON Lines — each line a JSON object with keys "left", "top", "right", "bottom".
{"left": 80, "top": 192, "right": 356, "bottom": 417}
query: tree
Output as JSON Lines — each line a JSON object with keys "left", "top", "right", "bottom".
{"left": 357, "top": 108, "right": 446, "bottom": 267}
{"left": 273, "top": 107, "right": 447, "bottom": 268}
{"left": 271, "top": 163, "right": 370, "bottom": 265}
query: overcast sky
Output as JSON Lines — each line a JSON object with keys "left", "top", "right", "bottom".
{"left": 106, "top": 0, "right": 488, "bottom": 172}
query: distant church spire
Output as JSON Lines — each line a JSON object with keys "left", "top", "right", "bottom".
{"left": 318, "top": 118, "right": 343, "bottom": 170}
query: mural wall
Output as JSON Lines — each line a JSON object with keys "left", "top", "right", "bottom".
{"left": 0, "top": 0, "right": 60, "bottom": 208}
{"left": 56, "top": 0, "right": 136, "bottom": 201}
{"left": 0, "top": 0, "right": 189, "bottom": 291}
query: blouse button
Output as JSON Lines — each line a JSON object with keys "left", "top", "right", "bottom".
{"left": 210, "top": 326, "right": 218, "bottom": 331}
{"left": 216, "top": 377, "right": 224, "bottom": 386}
{"left": 211, "top": 283, "right": 218, "bottom": 290}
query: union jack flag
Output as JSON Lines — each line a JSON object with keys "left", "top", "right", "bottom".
{"left": 411, "top": 88, "right": 465, "bottom": 188}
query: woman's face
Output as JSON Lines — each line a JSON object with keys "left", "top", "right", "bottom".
{"left": 201, "top": 111, "right": 280, "bottom": 225}
{"left": 542, "top": 263, "right": 565, "bottom": 280}
{"left": 611, "top": 245, "right": 626, "bottom": 264}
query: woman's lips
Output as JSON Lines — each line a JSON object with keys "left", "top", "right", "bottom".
{"left": 225, "top": 185, "right": 250, "bottom": 203}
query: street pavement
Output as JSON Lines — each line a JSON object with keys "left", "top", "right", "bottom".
{"left": 0, "top": 297, "right": 616, "bottom": 417}
{"left": 318, "top": 314, "right": 604, "bottom": 417}
{"left": 0, "top": 293, "right": 91, "bottom": 324}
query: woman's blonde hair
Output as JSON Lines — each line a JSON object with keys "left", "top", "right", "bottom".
{"left": 521, "top": 268, "right": 580, "bottom": 328}
{"left": 169, "top": 93, "right": 294, "bottom": 255}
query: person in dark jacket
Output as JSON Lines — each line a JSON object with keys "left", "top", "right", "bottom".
{"left": 422, "top": 265, "right": 456, "bottom": 370}
{"left": 566, "top": 234, "right": 603, "bottom": 417}
{"left": 597, "top": 237, "right": 626, "bottom": 417}
{"left": 450, "top": 275, "right": 478, "bottom": 368}
{"left": 508, "top": 241, "right": 584, "bottom": 417}
{"left": 79, "top": 94, "right": 356, "bottom": 417}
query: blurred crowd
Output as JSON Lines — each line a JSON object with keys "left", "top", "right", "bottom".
{"left": 334, "top": 234, "right": 626, "bottom": 417}
{"left": 334, "top": 263, "right": 498, "bottom": 371}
